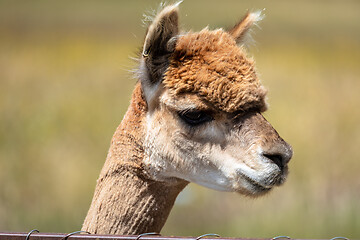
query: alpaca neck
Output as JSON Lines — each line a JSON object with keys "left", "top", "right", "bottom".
{"left": 82, "top": 166, "right": 187, "bottom": 235}
{"left": 82, "top": 84, "right": 188, "bottom": 234}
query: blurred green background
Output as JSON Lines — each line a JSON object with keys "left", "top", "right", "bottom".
{"left": 0, "top": 0, "right": 359, "bottom": 238}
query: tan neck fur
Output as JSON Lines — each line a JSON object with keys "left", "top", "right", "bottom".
{"left": 82, "top": 83, "right": 188, "bottom": 235}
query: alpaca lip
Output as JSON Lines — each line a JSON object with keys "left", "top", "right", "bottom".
{"left": 238, "top": 167, "right": 287, "bottom": 193}
{"left": 276, "top": 165, "right": 289, "bottom": 185}
{"left": 239, "top": 172, "right": 273, "bottom": 192}
{"left": 248, "top": 178, "right": 271, "bottom": 192}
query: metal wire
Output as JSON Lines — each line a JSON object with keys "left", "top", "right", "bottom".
{"left": 135, "top": 232, "right": 161, "bottom": 240}
{"left": 272, "top": 236, "right": 291, "bottom": 240}
{"left": 196, "top": 234, "right": 221, "bottom": 240}
{"left": 62, "top": 231, "right": 90, "bottom": 240}
{"left": 25, "top": 229, "right": 39, "bottom": 240}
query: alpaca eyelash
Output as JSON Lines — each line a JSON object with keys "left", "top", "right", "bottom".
{"left": 177, "top": 109, "right": 214, "bottom": 127}
{"left": 231, "top": 107, "right": 262, "bottom": 121}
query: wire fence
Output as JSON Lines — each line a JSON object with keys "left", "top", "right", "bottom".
{"left": 0, "top": 230, "right": 351, "bottom": 240}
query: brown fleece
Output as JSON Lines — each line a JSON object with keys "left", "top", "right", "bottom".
{"left": 82, "top": 83, "right": 188, "bottom": 234}
{"left": 83, "top": 6, "right": 271, "bottom": 235}
{"left": 164, "top": 29, "right": 267, "bottom": 113}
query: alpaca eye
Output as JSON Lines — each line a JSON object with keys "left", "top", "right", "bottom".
{"left": 178, "top": 110, "right": 213, "bottom": 126}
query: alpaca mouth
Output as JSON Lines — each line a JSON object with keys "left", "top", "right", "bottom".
{"left": 242, "top": 174, "right": 272, "bottom": 191}
{"left": 244, "top": 176, "right": 271, "bottom": 193}
{"left": 237, "top": 168, "right": 287, "bottom": 195}
{"left": 275, "top": 165, "right": 289, "bottom": 186}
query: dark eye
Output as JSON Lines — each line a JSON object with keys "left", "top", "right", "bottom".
{"left": 178, "top": 110, "right": 213, "bottom": 126}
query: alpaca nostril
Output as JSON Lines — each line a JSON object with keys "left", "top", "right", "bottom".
{"left": 263, "top": 153, "right": 284, "bottom": 169}
{"left": 262, "top": 141, "right": 293, "bottom": 169}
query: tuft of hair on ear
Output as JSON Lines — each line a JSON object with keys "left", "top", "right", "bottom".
{"left": 228, "top": 10, "right": 264, "bottom": 45}
{"left": 141, "top": 1, "right": 181, "bottom": 86}
{"left": 139, "top": 2, "right": 182, "bottom": 110}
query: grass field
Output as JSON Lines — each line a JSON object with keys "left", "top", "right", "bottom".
{"left": 0, "top": 0, "right": 359, "bottom": 238}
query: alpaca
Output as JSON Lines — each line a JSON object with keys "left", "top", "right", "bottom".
{"left": 82, "top": 3, "right": 293, "bottom": 235}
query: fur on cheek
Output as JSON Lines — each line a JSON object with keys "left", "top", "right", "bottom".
{"left": 143, "top": 111, "right": 189, "bottom": 180}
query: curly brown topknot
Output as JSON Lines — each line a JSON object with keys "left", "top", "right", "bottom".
{"left": 163, "top": 29, "right": 267, "bottom": 113}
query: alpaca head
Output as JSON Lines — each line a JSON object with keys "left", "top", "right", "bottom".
{"left": 139, "top": 4, "right": 293, "bottom": 196}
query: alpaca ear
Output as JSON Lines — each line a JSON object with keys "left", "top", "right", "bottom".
{"left": 140, "top": 3, "right": 180, "bottom": 109}
{"left": 141, "top": 3, "right": 180, "bottom": 84}
{"left": 228, "top": 11, "right": 263, "bottom": 44}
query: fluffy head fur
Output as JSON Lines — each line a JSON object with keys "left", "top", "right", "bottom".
{"left": 164, "top": 29, "right": 267, "bottom": 113}
{"left": 82, "top": 3, "right": 293, "bottom": 236}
